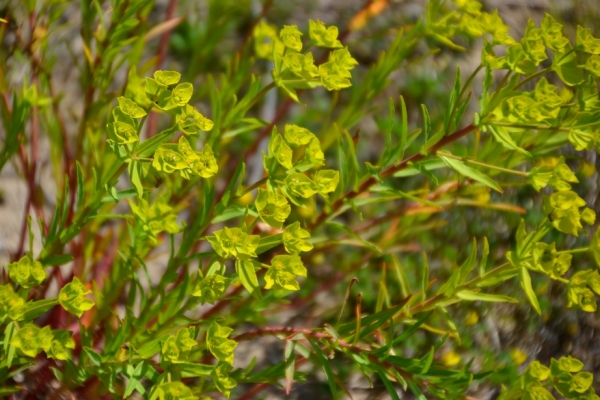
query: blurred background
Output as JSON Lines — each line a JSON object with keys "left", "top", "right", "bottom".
{"left": 2, "top": 0, "right": 600, "bottom": 398}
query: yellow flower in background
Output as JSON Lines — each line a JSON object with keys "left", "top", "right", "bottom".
{"left": 442, "top": 351, "right": 461, "bottom": 367}
{"left": 510, "top": 348, "right": 527, "bottom": 365}
{"left": 465, "top": 310, "right": 479, "bottom": 326}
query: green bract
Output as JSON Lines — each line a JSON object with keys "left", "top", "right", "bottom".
{"left": 269, "top": 133, "right": 293, "bottom": 170}
{"left": 206, "top": 321, "right": 237, "bottom": 366}
{"left": 58, "top": 277, "right": 95, "bottom": 317}
{"left": 285, "top": 173, "right": 317, "bottom": 198}
{"left": 153, "top": 70, "right": 181, "bottom": 86}
{"left": 264, "top": 254, "right": 307, "bottom": 291}
{"left": 280, "top": 25, "right": 303, "bottom": 52}
{"left": 163, "top": 82, "right": 193, "bottom": 110}
{"left": 7, "top": 255, "right": 46, "bottom": 288}
{"left": 110, "top": 120, "right": 139, "bottom": 144}
{"left": 283, "top": 222, "right": 313, "bottom": 254}
{"left": 284, "top": 124, "right": 315, "bottom": 147}
{"left": 283, "top": 52, "right": 319, "bottom": 79}
{"left": 255, "top": 188, "right": 291, "bottom": 228}
{"left": 314, "top": 169, "right": 339, "bottom": 195}
{"left": 541, "top": 14, "right": 569, "bottom": 51}
{"left": 117, "top": 96, "right": 147, "bottom": 118}
{"left": 309, "top": 19, "right": 342, "bottom": 48}
{"left": 177, "top": 104, "right": 214, "bottom": 135}
{"left": 319, "top": 61, "right": 352, "bottom": 90}
{"left": 192, "top": 273, "right": 230, "bottom": 304}
{"left": 304, "top": 137, "right": 325, "bottom": 166}
{"left": 207, "top": 227, "right": 259, "bottom": 259}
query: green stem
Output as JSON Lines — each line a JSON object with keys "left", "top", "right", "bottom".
{"left": 490, "top": 121, "right": 570, "bottom": 132}
{"left": 513, "top": 67, "right": 552, "bottom": 91}
{"left": 238, "top": 177, "right": 268, "bottom": 197}
{"left": 557, "top": 247, "right": 589, "bottom": 255}
{"left": 246, "top": 81, "right": 276, "bottom": 111}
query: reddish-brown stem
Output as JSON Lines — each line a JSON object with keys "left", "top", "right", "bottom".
{"left": 310, "top": 123, "right": 476, "bottom": 230}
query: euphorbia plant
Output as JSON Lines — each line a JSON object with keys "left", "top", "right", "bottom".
{"left": 2, "top": 0, "right": 600, "bottom": 398}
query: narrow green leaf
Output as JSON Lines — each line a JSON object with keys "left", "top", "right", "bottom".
{"left": 41, "top": 253, "right": 74, "bottom": 267}
{"left": 76, "top": 161, "right": 84, "bottom": 211}
{"left": 398, "top": 95, "right": 408, "bottom": 162}
{"left": 488, "top": 125, "right": 532, "bottom": 158}
{"left": 371, "top": 364, "right": 401, "bottom": 400}
{"left": 284, "top": 341, "right": 295, "bottom": 395}
{"left": 390, "top": 254, "right": 411, "bottom": 298}
{"left": 407, "top": 379, "right": 427, "bottom": 400}
{"left": 256, "top": 233, "right": 283, "bottom": 254}
{"left": 23, "top": 298, "right": 59, "bottom": 320}
{"left": 327, "top": 221, "right": 382, "bottom": 254}
{"left": 236, "top": 259, "right": 262, "bottom": 300}
{"left": 83, "top": 347, "right": 102, "bottom": 367}
{"left": 519, "top": 265, "right": 541, "bottom": 314}
{"left": 440, "top": 155, "right": 503, "bottom": 193}
{"left": 420, "top": 104, "right": 431, "bottom": 155}
{"left": 479, "top": 237, "right": 489, "bottom": 277}
{"left": 307, "top": 337, "right": 338, "bottom": 398}
{"left": 456, "top": 290, "right": 519, "bottom": 303}
{"left": 419, "top": 346, "right": 435, "bottom": 374}
{"left": 381, "top": 97, "right": 395, "bottom": 167}
{"left": 458, "top": 238, "right": 477, "bottom": 284}
{"left": 421, "top": 252, "right": 429, "bottom": 302}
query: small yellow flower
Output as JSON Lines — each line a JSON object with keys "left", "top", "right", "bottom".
{"left": 442, "top": 351, "right": 461, "bottom": 367}
{"left": 510, "top": 348, "right": 527, "bottom": 365}
{"left": 236, "top": 191, "right": 254, "bottom": 206}
{"left": 465, "top": 310, "right": 479, "bottom": 326}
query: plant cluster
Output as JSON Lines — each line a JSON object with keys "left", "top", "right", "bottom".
{"left": 2, "top": 0, "right": 600, "bottom": 399}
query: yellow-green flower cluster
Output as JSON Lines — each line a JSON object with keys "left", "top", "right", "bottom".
{"left": 532, "top": 242, "right": 571, "bottom": 279}
{"left": 7, "top": 255, "right": 46, "bottom": 289}
{"left": 500, "top": 356, "right": 598, "bottom": 400}
{"left": 161, "top": 328, "right": 197, "bottom": 364}
{"left": 207, "top": 227, "right": 259, "bottom": 259}
{"left": 206, "top": 321, "right": 237, "bottom": 366}
{"left": 567, "top": 270, "right": 600, "bottom": 312}
{"left": 495, "top": 78, "right": 571, "bottom": 126}
{"left": 529, "top": 156, "right": 579, "bottom": 192}
{"left": 252, "top": 20, "right": 281, "bottom": 60}
{"left": 543, "top": 190, "right": 595, "bottom": 236}
{"left": 0, "top": 284, "right": 25, "bottom": 323}
{"left": 130, "top": 197, "right": 181, "bottom": 243}
{"left": 153, "top": 137, "right": 218, "bottom": 180}
{"left": 264, "top": 254, "right": 307, "bottom": 291}
{"left": 265, "top": 21, "right": 357, "bottom": 102}
{"left": 192, "top": 273, "right": 230, "bottom": 305}
{"left": 58, "top": 277, "right": 95, "bottom": 318}
{"left": 11, "top": 324, "right": 75, "bottom": 360}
